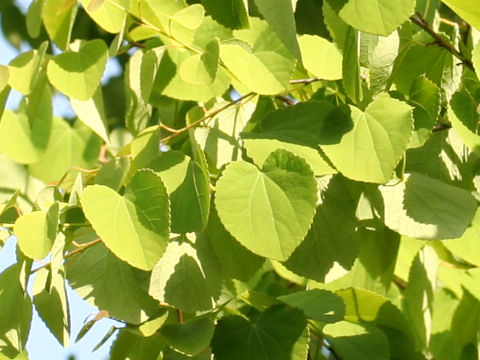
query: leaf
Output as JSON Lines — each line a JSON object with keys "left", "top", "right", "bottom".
{"left": 321, "top": 95, "right": 413, "bottom": 183}
{"left": 342, "top": 27, "right": 362, "bottom": 103}
{"left": 324, "top": 321, "right": 390, "bottom": 360}
{"left": 200, "top": 0, "right": 248, "bottom": 29}
{"left": 14, "top": 202, "right": 59, "bottom": 260}
{"left": 46, "top": 39, "right": 108, "bottom": 101}
{"left": 70, "top": 87, "right": 110, "bottom": 144}
{"left": 284, "top": 175, "right": 360, "bottom": 282}
{"left": 148, "top": 234, "right": 222, "bottom": 312}
{"left": 211, "top": 304, "right": 307, "bottom": 360}
{"left": 80, "top": 0, "right": 127, "bottom": 33}
{"left": 26, "top": 0, "right": 44, "bottom": 38}
{"left": 28, "top": 117, "right": 101, "bottom": 185}
{"left": 0, "top": 265, "right": 32, "bottom": 355}
{"left": 8, "top": 46, "right": 46, "bottom": 95}
{"left": 214, "top": 149, "right": 318, "bottom": 261}
{"left": 0, "top": 110, "right": 41, "bottom": 164}
{"left": 219, "top": 18, "right": 296, "bottom": 94}
{"left": 147, "top": 150, "right": 210, "bottom": 234}
{"left": 94, "top": 156, "right": 131, "bottom": 191}
{"left": 66, "top": 237, "right": 160, "bottom": 324}
{"left": 473, "top": 41, "right": 480, "bottom": 79}
{"left": 299, "top": 35, "right": 342, "bottom": 80}
{"left": 380, "top": 172, "right": 477, "bottom": 240}
{"left": 253, "top": 0, "right": 301, "bottom": 59}
{"left": 160, "top": 317, "right": 214, "bottom": 355}
{"left": 42, "top": 0, "right": 77, "bottom": 49}
{"left": 441, "top": 0, "right": 480, "bottom": 31}
{"left": 205, "top": 204, "right": 265, "bottom": 282}
{"left": 179, "top": 39, "right": 219, "bottom": 85}
{"left": 278, "top": 289, "right": 345, "bottom": 323}
{"left": 110, "top": 329, "right": 164, "bottom": 360}
{"left": 327, "top": 0, "right": 416, "bottom": 36}
{"left": 81, "top": 170, "right": 169, "bottom": 270}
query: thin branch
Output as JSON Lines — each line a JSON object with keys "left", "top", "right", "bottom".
{"left": 432, "top": 123, "right": 452, "bottom": 132}
{"left": 409, "top": 12, "right": 474, "bottom": 71}
{"left": 289, "top": 77, "right": 323, "bottom": 85}
{"left": 160, "top": 92, "right": 255, "bottom": 143}
{"left": 31, "top": 238, "right": 102, "bottom": 274}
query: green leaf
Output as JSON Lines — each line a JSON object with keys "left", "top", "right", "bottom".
{"left": 321, "top": 95, "right": 413, "bottom": 183}
{"left": 32, "top": 266, "right": 70, "bottom": 346}
{"left": 441, "top": 0, "right": 480, "bottom": 31}
{"left": 200, "top": 0, "right": 248, "bottom": 29}
{"left": 110, "top": 329, "right": 164, "bottom": 360}
{"left": 42, "top": 0, "right": 77, "bottom": 49}
{"left": 284, "top": 175, "right": 360, "bottom": 282}
{"left": 205, "top": 204, "right": 265, "bottom": 281}
{"left": 278, "top": 289, "right": 345, "bottom": 323}
{"left": 28, "top": 117, "right": 101, "bottom": 185}
{"left": 253, "top": 0, "right": 301, "bottom": 59}
{"left": 219, "top": 18, "right": 296, "bottom": 95}
{"left": 80, "top": 0, "right": 127, "bottom": 33}
{"left": 179, "top": 39, "right": 219, "bottom": 85}
{"left": 324, "top": 321, "right": 390, "bottom": 360}
{"left": 147, "top": 150, "right": 210, "bottom": 234}
{"left": 215, "top": 149, "right": 317, "bottom": 261}
{"left": 95, "top": 156, "right": 131, "bottom": 191}
{"left": 66, "top": 237, "right": 160, "bottom": 324}
{"left": 473, "top": 41, "right": 480, "bottom": 79}
{"left": 148, "top": 234, "right": 222, "bottom": 312}
{"left": 342, "top": 27, "right": 362, "bottom": 103}
{"left": 81, "top": 170, "right": 170, "bottom": 270}
{"left": 0, "top": 265, "right": 32, "bottom": 356}
{"left": 299, "top": 35, "right": 342, "bottom": 80}
{"left": 14, "top": 202, "right": 59, "bottom": 260}
{"left": 336, "top": 287, "right": 422, "bottom": 360}
{"left": 211, "top": 304, "right": 307, "bottom": 360}
{"left": 0, "top": 110, "right": 41, "bottom": 164}
{"left": 26, "top": 0, "right": 44, "bottom": 38}
{"left": 160, "top": 317, "right": 214, "bottom": 355}
{"left": 327, "top": 0, "right": 415, "bottom": 36}
{"left": 8, "top": 46, "right": 46, "bottom": 95}
{"left": 379, "top": 172, "right": 477, "bottom": 239}
{"left": 46, "top": 39, "right": 108, "bottom": 101}
{"left": 70, "top": 87, "right": 110, "bottom": 144}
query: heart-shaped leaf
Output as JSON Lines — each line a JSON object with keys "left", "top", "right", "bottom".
{"left": 47, "top": 39, "right": 108, "bottom": 100}
{"left": 81, "top": 169, "right": 170, "bottom": 270}
{"left": 299, "top": 35, "right": 342, "bottom": 80}
{"left": 214, "top": 149, "right": 317, "bottom": 261}
{"left": 321, "top": 95, "right": 413, "bottom": 183}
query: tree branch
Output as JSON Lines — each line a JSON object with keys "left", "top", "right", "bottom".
{"left": 409, "top": 12, "right": 474, "bottom": 72}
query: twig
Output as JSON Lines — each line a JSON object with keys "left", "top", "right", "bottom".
{"left": 31, "top": 238, "right": 102, "bottom": 274}
{"left": 289, "top": 77, "right": 323, "bottom": 85}
{"left": 432, "top": 123, "right": 452, "bottom": 132}
{"left": 409, "top": 12, "right": 474, "bottom": 71}
{"left": 160, "top": 92, "right": 255, "bottom": 143}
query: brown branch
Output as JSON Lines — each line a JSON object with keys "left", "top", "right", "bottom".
{"left": 289, "top": 77, "right": 323, "bottom": 85}
{"left": 409, "top": 12, "right": 474, "bottom": 71}
{"left": 432, "top": 123, "right": 452, "bottom": 132}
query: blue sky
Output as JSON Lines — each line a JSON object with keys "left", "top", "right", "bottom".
{"left": 0, "top": 1, "right": 124, "bottom": 359}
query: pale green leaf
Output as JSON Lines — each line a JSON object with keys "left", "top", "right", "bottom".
{"left": 0, "top": 110, "right": 41, "bottom": 164}
{"left": 14, "top": 202, "right": 58, "bottom": 260}
{"left": 253, "top": 0, "right": 301, "bottom": 59}
{"left": 8, "top": 46, "right": 46, "bottom": 95}
{"left": 81, "top": 170, "right": 170, "bottom": 270}
{"left": 278, "top": 289, "right": 345, "bottom": 323}
{"left": 147, "top": 151, "right": 210, "bottom": 233}
{"left": 328, "top": 0, "right": 415, "bottom": 36}
{"left": 66, "top": 235, "right": 160, "bottom": 324}
{"left": 110, "top": 329, "right": 164, "bottom": 360}
{"left": 215, "top": 149, "right": 317, "bottom": 261}
{"left": 211, "top": 304, "right": 307, "bottom": 360}
{"left": 321, "top": 95, "right": 413, "bottom": 183}
{"left": 42, "top": 0, "right": 77, "bottom": 49}
{"left": 299, "top": 35, "right": 342, "bottom": 80}
{"left": 473, "top": 41, "right": 480, "bottom": 79}
{"left": 160, "top": 317, "right": 214, "bottom": 355}
{"left": 70, "top": 87, "right": 110, "bottom": 144}
{"left": 324, "top": 321, "right": 390, "bottom": 360}
{"left": 80, "top": 0, "right": 127, "bottom": 33}
{"left": 441, "top": 0, "right": 480, "bottom": 31}
{"left": 380, "top": 172, "right": 477, "bottom": 239}
{"left": 94, "top": 156, "right": 131, "bottom": 191}
{"left": 148, "top": 234, "right": 222, "bottom": 312}
{"left": 219, "top": 18, "right": 296, "bottom": 95}
{"left": 28, "top": 118, "right": 101, "bottom": 185}
{"left": 200, "top": 0, "right": 248, "bottom": 29}
{"left": 47, "top": 39, "right": 108, "bottom": 101}
{"left": 178, "top": 39, "right": 219, "bottom": 85}
{"left": 342, "top": 27, "right": 362, "bottom": 103}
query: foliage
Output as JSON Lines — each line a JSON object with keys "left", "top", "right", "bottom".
{"left": 1, "top": 0, "right": 480, "bottom": 359}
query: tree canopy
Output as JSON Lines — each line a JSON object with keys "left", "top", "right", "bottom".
{"left": 1, "top": 0, "right": 480, "bottom": 359}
